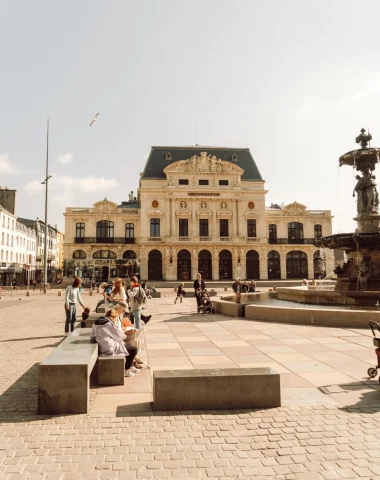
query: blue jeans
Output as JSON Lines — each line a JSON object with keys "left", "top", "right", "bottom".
{"left": 132, "top": 310, "right": 141, "bottom": 330}
{"left": 65, "top": 303, "right": 76, "bottom": 333}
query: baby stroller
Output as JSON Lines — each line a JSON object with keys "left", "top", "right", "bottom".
{"left": 197, "top": 289, "right": 215, "bottom": 314}
{"left": 367, "top": 321, "right": 380, "bottom": 380}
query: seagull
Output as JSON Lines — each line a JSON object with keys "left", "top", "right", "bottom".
{"left": 89, "top": 113, "right": 99, "bottom": 127}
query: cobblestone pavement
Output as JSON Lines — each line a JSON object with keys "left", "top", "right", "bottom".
{"left": 1, "top": 290, "right": 380, "bottom": 479}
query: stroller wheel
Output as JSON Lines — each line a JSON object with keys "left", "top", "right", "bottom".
{"left": 367, "top": 367, "right": 377, "bottom": 378}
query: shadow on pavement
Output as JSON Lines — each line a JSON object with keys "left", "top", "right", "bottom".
{"left": 0, "top": 335, "right": 64, "bottom": 343}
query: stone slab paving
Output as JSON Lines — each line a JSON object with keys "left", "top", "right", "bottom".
{"left": 1, "top": 290, "right": 380, "bottom": 479}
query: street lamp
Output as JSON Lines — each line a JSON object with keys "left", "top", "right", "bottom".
{"left": 41, "top": 118, "right": 52, "bottom": 293}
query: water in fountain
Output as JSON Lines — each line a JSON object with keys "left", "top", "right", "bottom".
{"left": 316, "top": 271, "right": 336, "bottom": 290}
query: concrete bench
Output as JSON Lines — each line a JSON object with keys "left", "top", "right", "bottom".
{"left": 38, "top": 330, "right": 98, "bottom": 414}
{"left": 98, "top": 354, "right": 125, "bottom": 386}
{"left": 153, "top": 367, "right": 280, "bottom": 411}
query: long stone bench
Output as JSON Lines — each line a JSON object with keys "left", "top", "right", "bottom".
{"left": 38, "top": 329, "right": 125, "bottom": 414}
{"left": 153, "top": 367, "right": 281, "bottom": 411}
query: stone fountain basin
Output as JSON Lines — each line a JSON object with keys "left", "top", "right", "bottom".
{"left": 212, "top": 289, "right": 380, "bottom": 328}
{"left": 277, "top": 286, "right": 380, "bottom": 306}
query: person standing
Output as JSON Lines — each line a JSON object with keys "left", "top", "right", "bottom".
{"left": 174, "top": 283, "right": 185, "bottom": 304}
{"left": 193, "top": 273, "right": 205, "bottom": 308}
{"left": 64, "top": 277, "right": 87, "bottom": 335}
{"left": 232, "top": 278, "right": 242, "bottom": 303}
{"left": 127, "top": 276, "right": 146, "bottom": 330}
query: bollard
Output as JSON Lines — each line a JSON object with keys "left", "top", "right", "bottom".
{"left": 174, "top": 288, "right": 177, "bottom": 292}
{"left": 26, "top": 291, "right": 30, "bottom": 297}
{"left": 89, "top": 290, "right": 93, "bottom": 296}
{"left": 269, "top": 288, "right": 273, "bottom": 292}
{"left": 273, "top": 286, "right": 277, "bottom": 292}
{"left": 58, "top": 290, "right": 62, "bottom": 296}
{"left": 224, "top": 287, "right": 227, "bottom": 291}
{"left": 97, "top": 288, "right": 100, "bottom": 294}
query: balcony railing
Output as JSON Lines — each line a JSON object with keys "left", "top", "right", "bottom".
{"left": 247, "top": 237, "right": 260, "bottom": 242}
{"left": 179, "top": 237, "right": 191, "bottom": 241}
{"left": 220, "top": 237, "right": 231, "bottom": 241}
{"left": 268, "top": 238, "right": 316, "bottom": 245}
{"left": 148, "top": 237, "right": 162, "bottom": 242}
{"left": 74, "top": 237, "right": 135, "bottom": 244}
{"left": 200, "top": 236, "right": 212, "bottom": 241}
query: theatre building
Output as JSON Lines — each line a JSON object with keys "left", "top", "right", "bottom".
{"left": 63, "top": 146, "right": 334, "bottom": 282}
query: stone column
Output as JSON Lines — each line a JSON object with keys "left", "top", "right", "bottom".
{"left": 191, "top": 248, "right": 198, "bottom": 281}
{"left": 212, "top": 251, "right": 219, "bottom": 280}
{"left": 280, "top": 250, "right": 287, "bottom": 280}
{"left": 260, "top": 250, "right": 268, "bottom": 280}
{"left": 307, "top": 253, "right": 314, "bottom": 280}
{"left": 140, "top": 248, "right": 148, "bottom": 280}
{"left": 192, "top": 202, "right": 197, "bottom": 238}
{"left": 169, "top": 199, "right": 172, "bottom": 237}
{"left": 212, "top": 201, "right": 217, "bottom": 239}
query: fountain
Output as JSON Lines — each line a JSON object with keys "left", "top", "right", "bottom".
{"left": 315, "top": 128, "right": 380, "bottom": 305}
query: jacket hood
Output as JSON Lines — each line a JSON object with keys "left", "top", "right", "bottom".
{"left": 95, "top": 317, "right": 111, "bottom": 326}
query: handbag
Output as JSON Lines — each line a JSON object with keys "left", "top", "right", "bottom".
{"left": 124, "top": 330, "right": 139, "bottom": 348}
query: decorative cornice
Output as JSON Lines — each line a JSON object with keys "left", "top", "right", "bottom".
{"left": 163, "top": 151, "right": 244, "bottom": 175}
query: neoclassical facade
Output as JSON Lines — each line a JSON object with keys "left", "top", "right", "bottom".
{"left": 63, "top": 146, "right": 334, "bottom": 282}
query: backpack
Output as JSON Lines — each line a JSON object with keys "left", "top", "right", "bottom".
{"left": 136, "top": 286, "right": 147, "bottom": 305}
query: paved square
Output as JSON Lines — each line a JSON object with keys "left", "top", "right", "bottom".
{"left": 1, "top": 289, "right": 380, "bottom": 479}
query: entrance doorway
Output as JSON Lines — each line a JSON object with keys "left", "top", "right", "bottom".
{"left": 198, "top": 250, "right": 212, "bottom": 280}
{"left": 148, "top": 250, "right": 162, "bottom": 280}
{"left": 219, "top": 250, "right": 232, "bottom": 280}
{"left": 286, "top": 250, "right": 308, "bottom": 279}
{"left": 267, "top": 250, "right": 281, "bottom": 279}
{"left": 246, "top": 250, "right": 260, "bottom": 279}
{"left": 102, "top": 266, "right": 109, "bottom": 281}
{"left": 177, "top": 249, "right": 191, "bottom": 280}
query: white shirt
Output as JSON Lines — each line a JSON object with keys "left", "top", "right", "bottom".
{"left": 65, "top": 285, "right": 85, "bottom": 308}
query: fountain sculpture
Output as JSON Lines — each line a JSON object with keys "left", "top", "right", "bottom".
{"left": 316, "top": 128, "right": 380, "bottom": 302}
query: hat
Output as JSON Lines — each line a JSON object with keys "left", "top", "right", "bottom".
{"left": 237, "top": 277, "right": 241, "bottom": 281}
{"left": 117, "top": 301, "right": 128, "bottom": 309}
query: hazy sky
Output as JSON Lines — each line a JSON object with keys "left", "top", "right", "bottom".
{"left": 1, "top": 0, "right": 379, "bottom": 233}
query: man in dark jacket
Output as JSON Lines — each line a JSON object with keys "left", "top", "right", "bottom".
{"left": 193, "top": 273, "right": 205, "bottom": 308}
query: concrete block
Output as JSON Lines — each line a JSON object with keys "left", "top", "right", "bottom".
{"left": 151, "top": 292, "right": 161, "bottom": 298}
{"left": 58, "top": 290, "right": 62, "bottom": 296}
{"left": 153, "top": 368, "right": 280, "bottom": 411}
{"left": 98, "top": 355, "right": 125, "bottom": 386}
{"left": 38, "top": 330, "right": 98, "bottom": 414}
{"left": 97, "top": 306, "right": 106, "bottom": 314}
{"left": 212, "top": 298, "right": 245, "bottom": 317}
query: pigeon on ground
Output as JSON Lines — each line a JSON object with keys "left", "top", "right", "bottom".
{"left": 90, "top": 113, "right": 99, "bottom": 126}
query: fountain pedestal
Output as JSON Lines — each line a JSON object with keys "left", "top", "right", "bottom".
{"left": 355, "top": 214, "right": 380, "bottom": 233}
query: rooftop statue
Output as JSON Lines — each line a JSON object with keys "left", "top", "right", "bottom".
{"left": 355, "top": 128, "right": 372, "bottom": 149}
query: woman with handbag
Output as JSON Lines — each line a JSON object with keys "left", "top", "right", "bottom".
{"left": 115, "top": 302, "right": 144, "bottom": 370}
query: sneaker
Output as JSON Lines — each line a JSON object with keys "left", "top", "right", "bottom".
{"left": 143, "top": 315, "right": 152, "bottom": 325}
{"left": 131, "top": 367, "right": 140, "bottom": 373}
{"left": 125, "top": 370, "right": 135, "bottom": 377}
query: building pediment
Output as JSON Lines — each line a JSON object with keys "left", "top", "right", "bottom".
{"left": 283, "top": 202, "right": 307, "bottom": 216}
{"left": 196, "top": 209, "right": 213, "bottom": 217}
{"left": 147, "top": 209, "right": 164, "bottom": 218}
{"left": 93, "top": 199, "right": 118, "bottom": 214}
{"left": 217, "top": 210, "right": 233, "bottom": 218}
{"left": 175, "top": 209, "right": 192, "bottom": 217}
{"left": 163, "top": 151, "right": 244, "bottom": 175}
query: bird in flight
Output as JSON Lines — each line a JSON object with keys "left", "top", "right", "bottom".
{"left": 89, "top": 113, "right": 99, "bottom": 126}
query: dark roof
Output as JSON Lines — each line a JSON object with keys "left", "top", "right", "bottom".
{"left": 141, "top": 146, "right": 263, "bottom": 181}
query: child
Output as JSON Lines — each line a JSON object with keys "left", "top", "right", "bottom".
{"left": 174, "top": 283, "right": 186, "bottom": 304}
{"left": 81, "top": 307, "right": 91, "bottom": 328}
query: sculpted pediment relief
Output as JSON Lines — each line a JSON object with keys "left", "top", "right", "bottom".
{"left": 196, "top": 209, "right": 213, "bottom": 216}
{"left": 243, "top": 210, "right": 258, "bottom": 217}
{"left": 147, "top": 209, "right": 164, "bottom": 217}
{"left": 217, "top": 210, "right": 233, "bottom": 217}
{"left": 283, "top": 202, "right": 307, "bottom": 216}
{"left": 163, "top": 151, "right": 244, "bottom": 175}
{"left": 175, "top": 209, "right": 192, "bottom": 217}
{"left": 93, "top": 199, "right": 118, "bottom": 214}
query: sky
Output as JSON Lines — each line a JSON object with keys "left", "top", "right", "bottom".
{"left": 1, "top": 0, "right": 380, "bottom": 233}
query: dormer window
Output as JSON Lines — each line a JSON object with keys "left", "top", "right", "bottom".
{"left": 165, "top": 152, "right": 172, "bottom": 161}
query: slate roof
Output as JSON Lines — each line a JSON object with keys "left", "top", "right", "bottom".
{"left": 141, "top": 146, "right": 263, "bottom": 181}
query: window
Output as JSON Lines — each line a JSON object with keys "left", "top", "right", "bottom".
{"left": 269, "top": 224, "right": 277, "bottom": 243}
{"left": 6, "top": 251, "right": 8, "bottom": 262}
{"left": 96, "top": 220, "right": 114, "bottom": 241}
{"left": 179, "top": 219, "right": 188, "bottom": 237}
{"left": 7, "top": 218, "right": 9, "bottom": 229}
{"left": 6, "top": 234, "right": 9, "bottom": 245}
{"left": 76, "top": 222, "right": 85, "bottom": 238}
{"left": 199, "top": 179, "right": 209, "bottom": 185}
{"left": 0, "top": 250, "right": 2, "bottom": 261}
{"left": 93, "top": 250, "right": 117, "bottom": 259}
{"left": 314, "top": 224, "right": 322, "bottom": 238}
{"left": 73, "top": 250, "right": 87, "bottom": 259}
{"left": 150, "top": 218, "right": 160, "bottom": 237}
{"left": 125, "top": 223, "right": 134, "bottom": 239}
{"left": 220, "top": 219, "right": 229, "bottom": 237}
{"left": 199, "top": 219, "right": 209, "bottom": 237}
{"left": 16, "top": 253, "right": 18, "bottom": 263}
{"left": 288, "top": 222, "right": 304, "bottom": 243}
{"left": 179, "top": 179, "right": 189, "bottom": 185}
{"left": 247, "top": 219, "right": 256, "bottom": 237}
{"left": 1, "top": 233, "right": 3, "bottom": 244}
{"left": 219, "top": 180, "right": 228, "bottom": 186}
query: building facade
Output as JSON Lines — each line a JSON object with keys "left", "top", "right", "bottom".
{"left": 63, "top": 146, "right": 334, "bottom": 282}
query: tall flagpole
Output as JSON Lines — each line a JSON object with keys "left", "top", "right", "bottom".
{"left": 43, "top": 118, "right": 49, "bottom": 292}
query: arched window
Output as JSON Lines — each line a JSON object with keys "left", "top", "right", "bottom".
{"left": 286, "top": 250, "right": 308, "bottom": 279}
{"left": 73, "top": 250, "right": 87, "bottom": 259}
{"left": 314, "top": 224, "right": 322, "bottom": 238}
{"left": 76, "top": 223, "right": 85, "bottom": 242}
{"left": 122, "top": 250, "right": 137, "bottom": 260}
{"left": 288, "top": 222, "right": 304, "bottom": 244}
{"left": 125, "top": 223, "right": 135, "bottom": 241}
{"left": 93, "top": 250, "right": 117, "bottom": 259}
{"left": 96, "top": 221, "right": 114, "bottom": 243}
